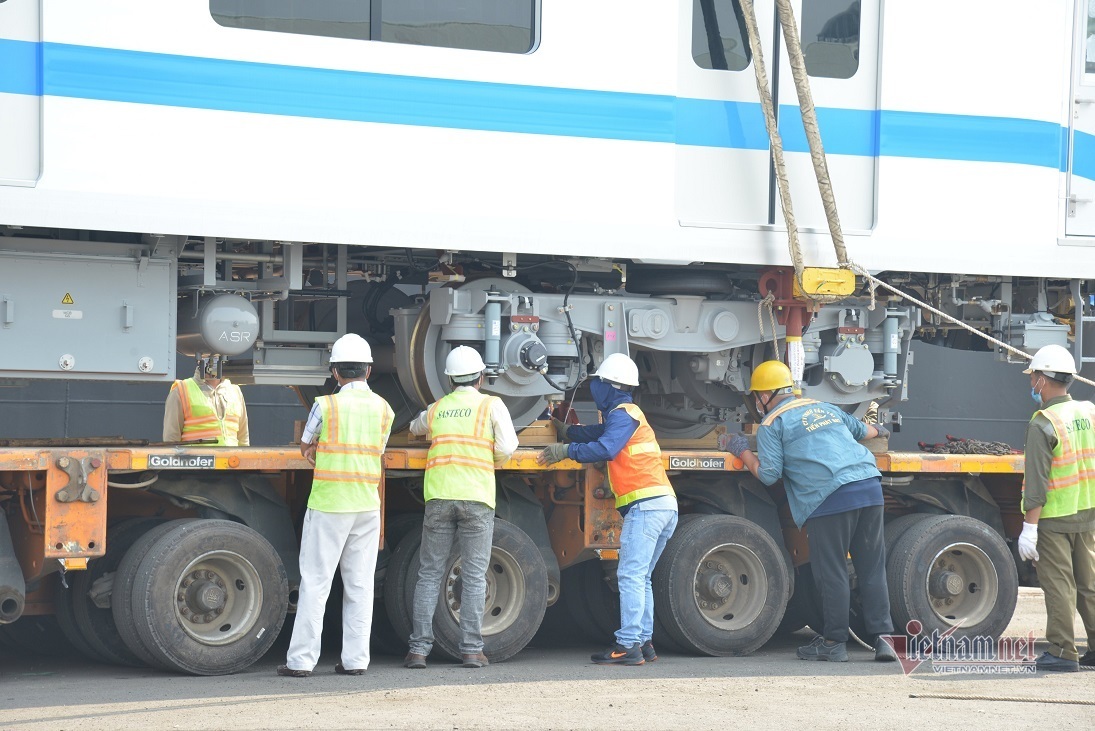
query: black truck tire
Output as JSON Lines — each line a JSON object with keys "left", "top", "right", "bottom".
{"left": 128, "top": 520, "right": 289, "bottom": 675}
{"left": 887, "top": 514, "right": 1018, "bottom": 640}
{"left": 653, "top": 515, "right": 790, "bottom": 656}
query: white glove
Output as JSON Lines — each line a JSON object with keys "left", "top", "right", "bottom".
{"left": 1017, "top": 522, "right": 1039, "bottom": 562}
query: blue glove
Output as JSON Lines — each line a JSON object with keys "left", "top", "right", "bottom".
{"left": 717, "top": 432, "right": 750, "bottom": 457}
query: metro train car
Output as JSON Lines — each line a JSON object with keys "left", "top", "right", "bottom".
{"left": 1, "top": 0, "right": 1093, "bottom": 436}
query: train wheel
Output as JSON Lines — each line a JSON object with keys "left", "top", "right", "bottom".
{"left": 653, "top": 515, "right": 790, "bottom": 656}
{"left": 887, "top": 514, "right": 1017, "bottom": 640}
{"left": 128, "top": 520, "right": 289, "bottom": 675}
{"left": 67, "top": 518, "right": 165, "bottom": 666}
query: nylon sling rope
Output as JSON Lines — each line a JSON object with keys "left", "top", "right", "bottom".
{"left": 910, "top": 693, "right": 1095, "bottom": 706}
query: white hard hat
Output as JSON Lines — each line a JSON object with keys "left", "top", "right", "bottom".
{"left": 1023, "top": 344, "right": 1076, "bottom": 376}
{"left": 593, "top": 352, "right": 640, "bottom": 387}
{"left": 444, "top": 346, "right": 486, "bottom": 378}
{"left": 330, "top": 333, "right": 373, "bottom": 364}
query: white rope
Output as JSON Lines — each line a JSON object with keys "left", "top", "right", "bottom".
{"left": 844, "top": 261, "right": 1095, "bottom": 389}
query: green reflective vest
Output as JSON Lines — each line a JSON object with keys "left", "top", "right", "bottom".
{"left": 424, "top": 389, "right": 499, "bottom": 508}
{"left": 174, "top": 378, "right": 241, "bottom": 446}
{"left": 1029, "top": 399, "right": 1095, "bottom": 519}
{"left": 310, "top": 388, "right": 394, "bottom": 513}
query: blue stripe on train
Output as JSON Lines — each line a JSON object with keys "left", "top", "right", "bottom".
{"left": 0, "top": 39, "right": 1081, "bottom": 175}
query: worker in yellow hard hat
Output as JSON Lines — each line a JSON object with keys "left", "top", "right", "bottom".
{"left": 718, "top": 360, "right": 895, "bottom": 663}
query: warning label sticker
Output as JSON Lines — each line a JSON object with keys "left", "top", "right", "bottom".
{"left": 61, "top": 293, "right": 74, "bottom": 305}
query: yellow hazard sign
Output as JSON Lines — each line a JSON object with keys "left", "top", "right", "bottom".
{"left": 61, "top": 293, "right": 74, "bottom": 305}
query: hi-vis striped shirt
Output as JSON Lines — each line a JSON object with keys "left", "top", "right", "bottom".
{"left": 409, "top": 386, "right": 519, "bottom": 465}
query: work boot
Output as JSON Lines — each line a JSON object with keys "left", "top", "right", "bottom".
{"left": 1035, "top": 651, "right": 1079, "bottom": 673}
{"left": 404, "top": 652, "right": 427, "bottom": 669}
{"left": 591, "top": 642, "right": 644, "bottom": 666}
{"left": 873, "top": 636, "right": 898, "bottom": 662}
{"left": 461, "top": 652, "right": 489, "bottom": 668}
{"left": 334, "top": 663, "right": 365, "bottom": 676}
{"left": 640, "top": 640, "right": 658, "bottom": 663}
{"left": 1079, "top": 650, "right": 1095, "bottom": 668}
{"left": 276, "top": 665, "right": 311, "bottom": 677}
{"left": 796, "top": 635, "right": 848, "bottom": 662}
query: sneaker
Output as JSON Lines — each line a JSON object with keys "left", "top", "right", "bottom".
{"left": 797, "top": 635, "right": 848, "bottom": 662}
{"left": 640, "top": 641, "right": 658, "bottom": 663}
{"left": 1035, "top": 651, "right": 1079, "bottom": 673}
{"left": 461, "top": 652, "right": 489, "bottom": 668}
{"left": 591, "top": 642, "right": 645, "bottom": 666}
{"left": 873, "top": 636, "right": 898, "bottom": 662}
{"left": 1079, "top": 650, "right": 1095, "bottom": 668}
{"left": 404, "top": 652, "right": 427, "bottom": 669}
{"left": 334, "top": 663, "right": 365, "bottom": 676}
{"left": 276, "top": 665, "right": 311, "bottom": 677}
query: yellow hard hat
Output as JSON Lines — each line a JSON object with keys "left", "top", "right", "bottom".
{"left": 749, "top": 360, "right": 793, "bottom": 393}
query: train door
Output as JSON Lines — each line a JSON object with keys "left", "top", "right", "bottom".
{"left": 676, "top": 0, "right": 879, "bottom": 232}
{"left": 1067, "top": 0, "right": 1095, "bottom": 236}
{"left": 0, "top": 0, "right": 41, "bottom": 186}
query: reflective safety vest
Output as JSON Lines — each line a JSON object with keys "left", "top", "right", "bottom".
{"left": 606, "top": 403, "right": 674, "bottom": 509}
{"left": 172, "top": 378, "right": 242, "bottom": 446}
{"left": 760, "top": 397, "right": 819, "bottom": 427}
{"left": 1025, "top": 399, "right": 1095, "bottom": 519}
{"left": 424, "top": 389, "right": 499, "bottom": 509}
{"left": 311, "top": 388, "right": 394, "bottom": 513}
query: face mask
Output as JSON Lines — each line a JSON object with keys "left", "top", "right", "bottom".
{"left": 1031, "top": 377, "right": 1044, "bottom": 407}
{"left": 589, "top": 378, "right": 615, "bottom": 408}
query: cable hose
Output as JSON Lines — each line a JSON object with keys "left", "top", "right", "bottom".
{"left": 843, "top": 261, "right": 1095, "bottom": 389}
{"left": 909, "top": 693, "right": 1095, "bottom": 706}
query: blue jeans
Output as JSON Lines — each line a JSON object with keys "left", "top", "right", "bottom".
{"left": 616, "top": 507, "right": 678, "bottom": 647}
{"left": 409, "top": 499, "right": 495, "bottom": 656}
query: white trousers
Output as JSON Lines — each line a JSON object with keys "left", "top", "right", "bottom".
{"left": 286, "top": 508, "right": 381, "bottom": 672}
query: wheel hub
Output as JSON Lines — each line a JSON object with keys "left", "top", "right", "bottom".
{"left": 698, "top": 564, "right": 734, "bottom": 604}
{"left": 929, "top": 570, "right": 964, "bottom": 598}
{"left": 178, "top": 570, "right": 228, "bottom": 624}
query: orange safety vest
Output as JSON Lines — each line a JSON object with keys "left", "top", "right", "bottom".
{"left": 606, "top": 403, "right": 675, "bottom": 509}
{"left": 172, "top": 378, "right": 241, "bottom": 446}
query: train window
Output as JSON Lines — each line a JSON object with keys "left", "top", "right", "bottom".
{"left": 801, "top": 0, "right": 860, "bottom": 79}
{"left": 210, "top": 0, "right": 537, "bottom": 54}
{"left": 692, "top": 0, "right": 751, "bottom": 71}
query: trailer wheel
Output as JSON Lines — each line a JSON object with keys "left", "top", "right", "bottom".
{"left": 653, "top": 515, "right": 790, "bottom": 656}
{"left": 0, "top": 615, "right": 75, "bottom": 657}
{"left": 54, "top": 575, "right": 102, "bottom": 661}
{"left": 112, "top": 519, "right": 197, "bottom": 669}
{"left": 128, "top": 520, "right": 289, "bottom": 675}
{"left": 559, "top": 560, "right": 620, "bottom": 643}
{"left": 382, "top": 526, "right": 423, "bottom": 644}
{"left": 414, "top": 519, "right": 547, "bottom": 662}
{"left": 372, "top": 515, "right": 424, "bottom": 655}
{"left": 65, "top": 518, "right": 165, "bottom": 666}
{"left": 887, "top": 514, "right": 1017, "bottom": 639}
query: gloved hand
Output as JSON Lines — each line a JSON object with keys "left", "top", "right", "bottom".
{"left": 1017, "top": 522, "right": 1039, "bottom": 562}
{"left": 873, "top": 425, "right": 891, "bottom": 440}
{"left": 537, "top": 442, "right": 570, "bottom": 466}
{"left": 717, "top": 432, "right": 750, "bottom": 457}
{"left": 552, "top": 418, "right": 571, "bottom": 443}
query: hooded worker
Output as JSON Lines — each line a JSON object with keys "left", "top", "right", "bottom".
{"left": 163, "top": 355, "right": 250, "bottom": 445}
{"left": 1018, "top": 344, "right": 1095, "bottom": 672}
{"left": 403, "top": 346, "right": 519, "bottom": 670}
{"left": 538, "top": 352, "right": 678, "bottom": 666}
{"left": 278, "top": 333, "right": 395, "bottom": 677}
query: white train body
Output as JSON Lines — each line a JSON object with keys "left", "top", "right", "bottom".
{"left": 1, "top": 0, "right": 1093, "bottom": 432}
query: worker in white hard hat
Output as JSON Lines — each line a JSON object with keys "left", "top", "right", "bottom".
{"left": 538, "top": 352, "right": 678, "bottom": 666}
{"left": 1018, "top": 344, "right": 1095, "bottom": 672}
{"left": 163, "top": 355, "right": 250, "bottom": 445}
{"left": 404, "top": 345, "right": 518, "bottom": 669}
{"left": 279, "top": 333, "right": 395, "bottom": 678}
